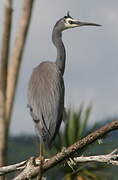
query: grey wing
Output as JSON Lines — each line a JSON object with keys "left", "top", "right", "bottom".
{"left": 27, "top": 62, "right": 64, "bottom": 148}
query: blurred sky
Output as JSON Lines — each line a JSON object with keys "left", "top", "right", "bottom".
{"left": 0, "top": 0, "right": 118, "bottom": 135}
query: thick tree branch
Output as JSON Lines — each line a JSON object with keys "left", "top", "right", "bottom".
{"left": 0, "top": 0, "right": 13, "bottom": 167}
{"left": 0, "top": 120, "right": 118, "bottom": 179}
{"left": 0, "top": 0, "right": 13, "bottom": 96}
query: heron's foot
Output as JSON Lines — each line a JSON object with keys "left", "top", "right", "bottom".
{"left": 35, "top": 156, "right": 45, "bottom": 165}
{"left": 35, "top": 156, "right": 45, "bottom": 180}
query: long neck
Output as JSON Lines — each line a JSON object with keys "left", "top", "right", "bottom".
{"left": 52, "top": 28, "right": 66, "bottom": 76}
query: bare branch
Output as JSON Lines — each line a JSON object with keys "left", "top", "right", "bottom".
{"left": 0, "top": 149, "right": 118, "bottom": 178}
{"left": 0, "top": 121, "right": 117, "bottom": 179}
{"left": 0, "top": 0, "right": 13, "bottom": 167}
{"left": 74, "top": 149, "right": 118, "bottom": 165}
{"left": 0, "top": 0, "right": 13, "bottom": 93}
{"left": 0, "top": 159, "right": 49, "bottom": 176}
{"left": 0, "top": 160, "right": 26, "bottom": 175}
{"left": 6, "top": 0, "right": 35, "bottom": 124}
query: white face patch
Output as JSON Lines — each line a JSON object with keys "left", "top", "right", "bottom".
{"left": 64, "top": 18, "right": 79, "bottom": 28}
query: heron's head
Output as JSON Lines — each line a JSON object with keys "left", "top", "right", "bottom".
{"left": 54, "top": 12, "right": 101, "bottom": 31}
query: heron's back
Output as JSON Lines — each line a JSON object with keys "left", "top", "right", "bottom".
{"left": 27, "top": 61, "right": 64, "bottom": 148}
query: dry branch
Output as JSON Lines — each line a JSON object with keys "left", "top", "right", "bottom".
{"left": 0, "top": 0, "right": 13, "bottom": 95}
{"left": 6, "top": 0, "right": 35, "bottom": 124}
{"left": 0, "top": 0, "right": 13, "bottom": 167}
{"left": 12, "top": 149, "right": 118, "bottom": 180}
{"left": 0, "top": 161, "right": 26, "bottom": 175}
{"left": 0, "top": 120, "right": 117, "bottom": 179}
{"left": 0, "top": 149, "right": 118, "bottom": 176}
{"left": 74, "top": 149, "right": 118, "bottom": 165}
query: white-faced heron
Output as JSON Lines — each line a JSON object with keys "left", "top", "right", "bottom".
{"left": 27, "top": 12, "right": 101, "bottom": 152}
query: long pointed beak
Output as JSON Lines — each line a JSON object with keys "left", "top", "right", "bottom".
{"left": 75, "top": 21, "right": 101, "bottom": 27}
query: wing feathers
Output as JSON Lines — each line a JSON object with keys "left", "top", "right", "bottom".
{"left": 27, "top": 61, "right": 64, "bottom": 148}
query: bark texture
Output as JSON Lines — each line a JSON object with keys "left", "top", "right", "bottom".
{"left": 0, "top": 0, "right": 13, "bottom": 166}
{"left": 0, "top": 1, "right": 13, "bottom": 180}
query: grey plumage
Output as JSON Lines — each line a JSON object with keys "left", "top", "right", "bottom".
{"left": 27, "top": 12, "right": 101, "bottom": 148}
{"left": 28, "top": 62, "right": 64, "bottom": 148}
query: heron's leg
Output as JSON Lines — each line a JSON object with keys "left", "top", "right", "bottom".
{"left": 37, "top": 143, "right": 44, "bottom": 180}
{"left": 39, "top": 143, "right": 44, "bottom": 158}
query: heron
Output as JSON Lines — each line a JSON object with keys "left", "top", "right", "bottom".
{"left": 27, "top": 12, "right": 100, "bottom": 153}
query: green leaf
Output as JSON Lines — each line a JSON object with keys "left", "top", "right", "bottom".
{"left": 78, "top": 104, "right": 92, "bottom": 138}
